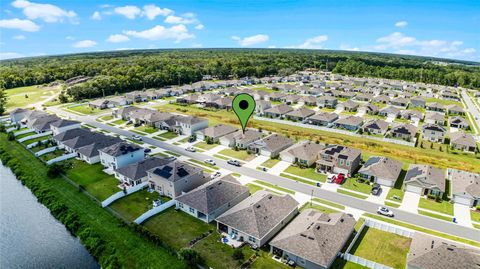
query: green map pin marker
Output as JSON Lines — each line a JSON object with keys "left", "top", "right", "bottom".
{"left": 232, "top": 93, "right": 256, "bottom": 133}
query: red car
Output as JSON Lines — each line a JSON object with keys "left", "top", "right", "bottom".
{"left": 334, "top": 173, "right": 346, "bottom": 184}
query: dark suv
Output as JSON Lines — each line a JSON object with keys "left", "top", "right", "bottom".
{"left": 371, "top": 183, "right": 381, "bottom": 195}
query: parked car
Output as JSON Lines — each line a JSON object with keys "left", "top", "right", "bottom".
{"left": 144, "top": 148, "right": 152, "bottom": 153}
{"left": 377, "top": 206, "right": 394, "bottom": 217}
{"left": 133, "top": 123, "right": 141, "bottom": 127}
{"left": 211, "top": 171, "right": 222, "bottom": 179}
{"left": 227, "top": 159, "right": 241, "bottom": 166}
{"left": 132, "top": 135, "right": 142, "bottom": 141}
{"left": 204, "top": 159, "right": 216, "bottom": 165}
{"left": 188, "top": 136, "right": 196, "bottom": 143}
{"left": 185, "top": 146, "right": 196, "bottom": 152}
{"left": 371, "top": 183, "right": 382, "bottom": 195}
{"left": 334, "top": 173, "right": 346, "bottom": 184}
{"left": 327, "top": 173, "right": 335, "bottom": 183}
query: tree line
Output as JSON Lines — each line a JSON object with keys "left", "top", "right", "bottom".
{"left": 1, "top": 49, "right": 479, "bottom": 101}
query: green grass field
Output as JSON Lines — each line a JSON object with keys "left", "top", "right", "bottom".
{"left": 157, "top": 131, "right": 178, "bottom": 139}
{"left": 5, "top": 85, "right": 62, "bottom": 111}
{"left": 135, "top": 125, "right": 158, "bottom": 134}
{"left": 194, "top": 141, "right": 219, "bottom": 150}
{"left": 418, "top": 198, "right": 454, "bottom": 215}
{"left": 340, "top": 178, "right": 372, "bottom": 194}
{"left": 218, "top": 148, "right": 255, "bottom": 161}
{"left": 300, "top": 202, "right": 339, "bottom": 214}
{"left": 284, "top": 165, "right": 326, "bottom": 182}
{"left": 350, "top": 227, "right": 411, "bottom": 269}
{"left": 280, "top": 173, "right": 317, "bottom": 186}
{"left": 246, "top": 183, "right": 264, "bottom": 194}
{"left": 109, "top": 189, "right": 163, "bottom": 221}
{"left": 472, "top": 210, "right": 480, "bottom": 223}
{"left": 337, "top": 189, "right": 368, "bottom": 199}
{"left": 418, "top": 210, "right": 453, "bottom": 222}
{"left": 254, "top": 180, "right": 295, "bottom": 194}
{"left": 112, "top": 119, "right": 127, "bottom": 125}
{"left": 67, "top": 104, "right": 105, "bottom": 115}
{"left": 260, "top": 158, "right": 280, "bottom": 168}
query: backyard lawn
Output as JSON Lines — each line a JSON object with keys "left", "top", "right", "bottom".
{"left": 350, "top": 227, "right": 412, "bottom": 269}
{"left": 260, "top": 158, "right": 280, "bottom": 168}
{"left": 340, "top": 178, "right": 372, "bottom": 194}
{"left": 39, "top": 149, "right": 64, "bottom": 161}
{"left": 218, "top": 148, "right": 255, "bottom": 161}
{"left": 65, "top": 160, "right": 120, "bottom": 201}
{"left": 143, "top": 207, "right": 212, "bottom": 250}
{"left": 109, "top": 189, "right": 165, "bottom": 221}
{"left": 250, "top": 248, "right": 291, "bottom": 269}
{"left": 418, "top": 198, "right": 454, "bottom": 215}
{"left": 21, "top": 136, "right": 52, "bottom": 145}
{"left": 194, "top": 141, "right": 219, "bottom": 150}
{"left": 284, "top": 165, "right": 326, "bottom": 182}
{"left": 15, "top": 131, "right": 36, "bottom": 139}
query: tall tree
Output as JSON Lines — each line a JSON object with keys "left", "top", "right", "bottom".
{"left": 0, "top": 82, "right": 7, "bottom": 115}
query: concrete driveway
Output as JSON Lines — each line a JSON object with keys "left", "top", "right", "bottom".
{"left": 454, "top": 203, "right": 473, "bottom": 227}
{"left": 243, "top": 155, "right": 270, "bottom": 169}
{"left": 268, "top": 160, "right": 291, "bottom": 175}
{"left": 399, "top": 191, "right": 420, "bottom": 213}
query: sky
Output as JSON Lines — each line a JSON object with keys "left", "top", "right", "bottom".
{"left": 0, "top": 0, "right": 479, "bottom": 61}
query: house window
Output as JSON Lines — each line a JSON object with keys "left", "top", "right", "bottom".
{"left": 178, "top": 203, "right": 184, "bottom": 209}
{"left": 339, "top": 159, "right": 344, "bottom": 165}
{"left": 346, "top": 161, "right": 351, "bottom": 166}
{"left": 248, "top": 236, "right": 256, "bottom": 243}
{"left": 189, "top": 207, "right": 195, "bottom": 213}
{"left": 231, "top": 229, "right": 238, "bottom": 235}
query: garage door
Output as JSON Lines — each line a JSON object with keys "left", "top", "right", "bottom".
{"left": 453, "top": 195, "right": 472, "bottom": 206}
{"left": 334, "top": 167, "right": 349, "bottom": 175}
{"left": 377, "top": 178, "right": 394, "bottom": 187}
{"left": 405, "top": 184, "right": 423, "bottom": 194}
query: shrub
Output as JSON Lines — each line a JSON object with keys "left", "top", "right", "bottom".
{"left": 178, "top": 248, "right": 204, "bottom": 267}
{"left": 232, "top": 248, "right": 245, "bottom": 261}
{"left": 7, "top": 132, "right": 15, "bottom": 141}
{"left": 47, "top": 163, "right": 65, "bottom": 178}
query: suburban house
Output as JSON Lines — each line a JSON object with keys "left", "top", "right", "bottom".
{"left": 355, "top": 93, "right": 374, "bottom": 102}
{"left": 196, "top": 124, "right": 238, "bottom": 142}
{"left": 285, "top": 108, "right": 315, "bottom": 122}
{"left": 126, "top": 91, "right": 147, "bottom": 103}
{"left": 449, "top": 116, "right": 470, "bottom": 130}
{"left": 358, "top": 156, "right": 403, "bottom": 187}
{"left": 24, "top": 111, "right": 61, "bottom": 133}
{"left": 410, "top": 97, "right": 426, "bottom": 108}
{"left": 446, "top": 104, "right": 465, "bottom": 115}
{"left": 339, "top": 100, "right": 359, "bottom": 112}
{"left": 175, "top": 175, "right": 250, "bottom": 223}
{"left": 99, "top": 142, "right": 145, "bottom": 170}
{"left": 379, "top": 106, "right": 400, "bottom": 118}
{"left": 307, "top": 112, "right": 339, "bottom": 126}
{"left": 219, "top": 129, "right": 263, "bottom": 149}
{"left": 358, "top": 103, "right": 379, "bottom": 115}
{"left": 75, "top": 136, "right": 123, "bottom": 164}
{"left": 112, "top": 106, "right": 140, "bottom": 120}
{"left": 147, "top": 160, "right": 208, "bottom": 199}
{"left": 264, "top": 104, "right": 294, "bottom": 118}
{"left": 401, "top": 110, "right": 423, "bottom": 122}
{"left": 362, "top": 119, "right": 389, "bottom": 135}
{"left": 316, "top": 145, "right": 362, "bottom": 174}
{"left": 333, "top": 116, "right": 364, "bottom": 131}
{"left": 255, "top": 100, "right": 272, "bottom": 115}
{"left": 62, "top": 131, "right": 117, "bottom": 156}
{"left": 53, "top": 128, "right": 92, "bottom": 148}
{"left": 426, "top": 102, "right": 445, "bottom": 112}
{"left": 388, "top": 123, "right": 417, "bottom": 141}
{"left": 107, "top": 96, "right": 130, "bottom": 106}
{"left": 247, "top": 134, "right": 294, "bottom": 158}
{"left": 280, "top": 141, "right": 325, "bottom": 167}
{"left": 450, "top": 169, "right": 480, "bottom": 207}
{"left": 173, "top": 116, "right": 209, "bottom": 136}
{"left": 407, "top": 233, "right": 480, "bottom": 269}
{"left": 449, "top": 132, "right": 477, "bottom": 152}
{"left": 115, "top": 157, "right": 174, "bottom": 187}
{"left": 9, "top": 108, "right": 29, "bottom": 124}
{"left": 421, "top": 124, "right": 447, "bottom": 143}
{"left": 270, "top": 210, "right": 356, "bottom": 269}
{"left": 390, "top": 97, "right": 409, "bottom": 107}
{"left": 404, "top": 164, "right": 445, "bottom": 196}
{"left": 298, "top": 96, "right": 318, "bottom": 106}
{"left": 373, "top": 95, "right": 390, "bottom": 104}
{"left": 317, "top": 96, "right": 338, "bottom": 108}
{"left": 89, "top": 99, "right": 111, "bottom": 109}
{"left": 49, "top": 119, "right": 81, "bottom": 135}
{"left": 216, "top": 190, "right": 299, "bottom": 248}
{"left": 425, "top": 110, "right": 446, "bottom": 124}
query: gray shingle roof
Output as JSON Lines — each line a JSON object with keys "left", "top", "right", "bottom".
{"left": 359, "top": 156, "right": 402, "bottom": 183}
{"left": 216, "top": 190, "right": 299, "bottom": 239}
{"left": 450, "top": 169, "right": 480, "bottom": 199}
{"left": 405, "top": 164, "right": 445, "bottom": 191}
{"left": 115, "top": 157, "right": 174, "bottom": 180}
{"left": 76, "top": 136, "right": 122, "bottom": 158}
{"left": 270, "top": 210, "right": 356, "bottom": 268}
{"left": 149, "top": 160, "right": 202, "bottom": 182}
{"left": 50, "top": 119, "right": 80, "bottom": 128}
{"left": 53, "top": 128, "right": 92, "bottom": 142}
{"left": 99, "top": 141, "right": 143, "bottom": 157}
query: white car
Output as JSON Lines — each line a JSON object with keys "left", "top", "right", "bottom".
{"left": 377, "top": 206, "right": 394, "bottom": 217}
{"left": 132, "top": 134, "right": 142, "bottom": 141}
{"left": 204, "top": 159, "right": 216, "bottom": 165}
{"left": 185, "top": 146, "right": 196, "bottom": 152}
{"left": 327, "top": 173, "right": 335, "bottom": 183}
{"left": 211, "top": 171, "right": 222, "bottom": 179}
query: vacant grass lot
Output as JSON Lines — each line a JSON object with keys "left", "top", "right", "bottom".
{"left": 351, "top": 227, "right": 411, "bottom": 269}
{"left": 194, "top": 141, "right": 219, "bottom": 150}
{"left": 67, "top": 104, "right": 105, "bottom": 115}
{"left": 418, "top": 198, "right": 454, "bottom": 215}
{"left": 65, "top": 160, "right": 120, "bottom": 201}
{"left": 5, "top": 85, "right": 61, "bottom": 110}
{"left": 218, "top": 148, "right": 255, "bottom": 161}
{"left": 157, "top": 103, "right": 480, "bottom": 173}
{"left": 284, "top": 165, "right": 326, "bottom": 182}
{"left": 109, "top": 189, "right": 163, "bottom": 221}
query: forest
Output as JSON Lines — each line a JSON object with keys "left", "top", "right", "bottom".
{"left": 1, "top": 49, "right": 479, "bottom": 100}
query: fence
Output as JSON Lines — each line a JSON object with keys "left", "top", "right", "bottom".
{"left": 13, "top": 128, "right": 35, "bottom": 137}
{"left": 26, "top": 139, "right": 52, "bottom": 149}
{"left": 134, "top": 199, "right": 175, "bottom": 224}
{"left": 17, "top": 131, "right": 52, "bottom": 143}
{"left": 35, "top": 146, "right": 58, "bottom": 157}
{"left": 101, "top": 181, "right": 148, "bottom": 208}
{"left": 342, "top": 253, "right": 393, "bottom": 269}
{"left": 254, "top": 116, "right": 416, "bottom": 147}
{"left": 364, "top": 218, "right": 414, "bottom": 238}
{"left": 46, "top": 152, "right": 77, "bottom": 165}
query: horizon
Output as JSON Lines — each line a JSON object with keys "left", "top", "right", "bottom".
{"left": 0, "top": 0, "right": 479, "bottom": 61}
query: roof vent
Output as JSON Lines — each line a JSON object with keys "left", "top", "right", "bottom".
{"left": 256, "top": 205, "right": 261, "bottom": 209}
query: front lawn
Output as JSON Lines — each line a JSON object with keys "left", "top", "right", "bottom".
{"left": 260, "top": 158, "right": 280, "bottom": 168}
{"left": 157, "top": 131, "right": 178, "bottom": 139}
{"left": 284, "top": 165, "right": 326, "bottom": 182}
{"left": 281, "top": 173, "right": 317, "bottom": 186}
{"left": 337, "top": 189, "right": 368, "bottom": 199}
{"left": 194, "top": 141, "right": 219, "bottom": 150}
{"left": 340, "top": 178, "right": 372, "bottom": 194}
{"left": 143, "top": 207, "right": 212, "bottom": 250}
{"left": 418, "top": 198, "right": 454, "bottom": 215}
{"left": 98, "top": 115, "right": 113, "bottom": 121}
{"left": 386, "top": 188, "right": 405, "bottom": 202}
{"left": 135, "top": 125, "right": 158, "bottom": 134}
{"left": 218, "top": 148, "right": 255, "bottom": 161}
{"left": 350, "top": 227, "right": 412, "bottom": 269}
{"left": 246, "top": 183, "right": 264, "bottom": 194}
{"left": 472, "top": 210, "right": 480, "bottom": 223}
{"left": 300, "top": 202, "right": 339, "bottom": 214}
{"left": 109, "top": 189, "right": 163, "bottom": 221}
{"left": 65, "top": 160, "right": 120, "bottom": 201}
{"left": 112, "top": 119, "right": 127, "bottom": 125}
{"left": 418, "top": 210, "right": 453, "bottom": 222}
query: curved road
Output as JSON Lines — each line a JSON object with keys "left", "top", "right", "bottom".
{"left": 50, "top": 106, "right": 480, "bottom": 243}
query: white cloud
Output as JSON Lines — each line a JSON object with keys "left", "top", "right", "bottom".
{"left": 13, "top": 34, "right": 26, "bottom": 40}
{"left": 107, "top": 34, "right": 130, "bottom": 43}
{"left": 194, "top": 24, "right": 204, "bottom": 30}
{"left": 91, "top": 11, "right": 101, "bottom": 20}
{"left": 142, "top": 4, "right": 173, "bottom": 20}
{"left": 12, "top": 0, "right": 77, "bottom": 23}
{"left": 123, "top": 24, "right": 194, "bottom": 43}
{"left": 0, "top": 18, "right": 40, "bottom": 32}
{"left": 290, "top": 35, "right": 328, "bottom": 49}
{"left": 375, "top": 32, "right": 477, "bottom": 59}
{"left": 114, "top": 5, "right": 141, "bottom": 19}
{"left": 73, "top": 40, "right": 97, "bottom": 48}
{"left": 339, "top": 43, "right": 359, "bottom": 51}
{"left": 395, "top": 21, "right": 408, "bottom": 28}
{"left": 164, "top": 13, "right": 198, "bottom": 24}
{"left": 0, "top": 52, "right": 25, "bottom": 60}
{"left": 65, "top": 35, "right": 75, "bottom": 40}
{"left": 232, "top": 34, "right": 269, "bottom": 46}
